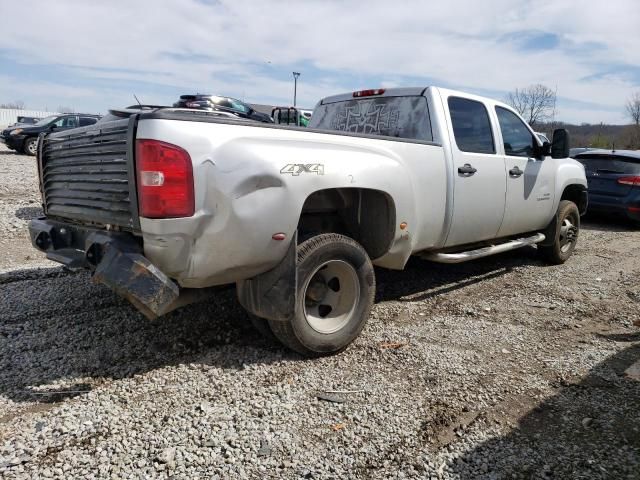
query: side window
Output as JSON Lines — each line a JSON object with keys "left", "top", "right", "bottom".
{"left": 448, "top": 97, "right": 495, "bottom": 154}
{"left": 59, "top": 116, "right": 78, "bottom": 128}
{"left": 79, "top": 117, "right": 97, "bottom": 127}
{"left": 495, "top": 107, "right": 535, "bottom": 157}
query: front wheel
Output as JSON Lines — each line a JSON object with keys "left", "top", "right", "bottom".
{"left": 23, "top": 137, "right": 38, "bottom": 156}
{"left": 268, "top": 233, "right": 375, "bottom": 357}
{"left": 539, "top": 200, "right": 580, "bottom": 264}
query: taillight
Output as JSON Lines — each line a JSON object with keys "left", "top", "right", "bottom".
{"left": 353, "top": 89, "right": 385, "bottom": 97}
{"left": 617, "top": 176, "right": 640, "bottom": 186}
{"left": 135, "top": 139, "right": 194, "bottom": 218}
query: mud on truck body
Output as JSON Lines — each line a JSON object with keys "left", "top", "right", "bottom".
{"left": 29, "top": 87, "right": 587, "bottom": 356}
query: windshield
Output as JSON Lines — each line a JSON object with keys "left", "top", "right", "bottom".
{"left": 309, "top": 95, "right": 433, "bottom": 141}
{"left": 34, "top": 115, "right": 59, "bottom": 126}
{"left": 228, "top": 98, "right": 251, "bottom": 113}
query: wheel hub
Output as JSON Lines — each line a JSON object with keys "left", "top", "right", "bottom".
{"left": 303, "top": 260, "right": 360, "bottom": 334}
{"left": 559, "top": 217, "right": 578, "bottom": 253}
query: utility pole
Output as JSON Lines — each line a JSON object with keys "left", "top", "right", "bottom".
{"left": 292, "top": 72, "right": 300, "bottom": 106}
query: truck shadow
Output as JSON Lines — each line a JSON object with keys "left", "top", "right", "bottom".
{"left": 0, "top": 234, "right": 615, "bottom": 407}
{"left": 0, "top": 246, "right": 539, "bottom": 406}
{"left": 443, "top": 342, "right": 640, "bottom": 478}
{"left": 582, "top": 213, "right": 640, "bottom": 232}
{"left": 14, "top": 206, "right": 43, "bottom": 221}
{"left": 374, "top": 246, "right": 538, "bottom": 303}
{"left": 0, "top": 266, "right": 283, "bottom": 405}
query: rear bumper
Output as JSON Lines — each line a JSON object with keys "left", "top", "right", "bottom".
{"left": 28, "top": 217, "right": 182, "bottom": 318}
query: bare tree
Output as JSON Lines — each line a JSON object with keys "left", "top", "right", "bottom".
{"left": 626, "top": 92, "right": 640, "bottom": 126}
{"left": 0, "top": 100, "right": 25, "bottom": 109}
{"left": 506, "top": 84, "right": 556, "bottom": 127}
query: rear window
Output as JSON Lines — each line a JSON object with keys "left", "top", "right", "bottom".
{"left": 576, "top": 154, "right": 640, "bottom": 174}
{"left": 309, "top": 96, "right": 433, "bottom": 141}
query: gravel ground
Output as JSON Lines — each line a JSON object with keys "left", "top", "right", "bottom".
{"left": 0, "top": 143, "right": 639, "bottom": 479}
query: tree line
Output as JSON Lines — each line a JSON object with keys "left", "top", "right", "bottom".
{"left": 506, "top": 84, "right": 640, "bottom": 149}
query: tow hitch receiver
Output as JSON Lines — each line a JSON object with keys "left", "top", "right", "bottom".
{"left": 93, "top": 246, "right": 180, "bottom": 320}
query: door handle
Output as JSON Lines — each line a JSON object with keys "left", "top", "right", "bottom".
{"left": 458, "top": 163, "right": 477, "bottom": 175}
{"left": 509, "top": 166, "right": 524, "bottom": 177}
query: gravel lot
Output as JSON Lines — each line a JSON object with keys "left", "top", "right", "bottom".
{"left": 0, "top": 143, "right": 639, "bottom": 479}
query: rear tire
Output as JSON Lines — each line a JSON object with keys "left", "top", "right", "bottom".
{"left": 23, "top": 137, "right": 38, "bottom": 156}
{"left": 539, "top": 200, "right": 580, "bottom": 264}
{"left": 268, "top": 233, "right": 375, "bottom": 357}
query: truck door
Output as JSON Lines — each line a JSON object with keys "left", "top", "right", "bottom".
{"left": 494, "top": 106, "right": 555, "bottom": 237}
{"left": 444, "top": 96, "right": 507, "bottom": 247}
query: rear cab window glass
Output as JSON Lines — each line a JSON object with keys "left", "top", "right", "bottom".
{"left": 309, "top": 95, "right": 433, "bottom": 141}
{"left": 447, "top": 97, "right": 495, "bottom": 154}
{"left": 495, "top": 106, "right": 535, "bottom": 157}
{"left": 576, "top": 154, "right": 640, "bottom": 174}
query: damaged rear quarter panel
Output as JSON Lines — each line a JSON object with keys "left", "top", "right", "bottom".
{"left": 135, "top": 119, "right": 441, "bottom": 287}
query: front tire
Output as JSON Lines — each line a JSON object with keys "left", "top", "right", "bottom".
{"left": 539, "top": 200, "right": 580, "bottom": 264}
{"left": 23, "top": 137, "right": 38, "bottom": 156}
{"left": 268, "top": 233, "right": 375, "bottom": 357}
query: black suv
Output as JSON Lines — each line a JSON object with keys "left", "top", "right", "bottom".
{"left": 173, "top": 95, "right": 273, "bottom": 123}
{"left": 1, "top": 114, "right": 101, "bottom": 156}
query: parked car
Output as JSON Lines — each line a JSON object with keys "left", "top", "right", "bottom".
{"left": 28, "top": 86, "right": 586, "bottom": 356}
{"left": 574, "top": 149, "right": 640, "bottom": 222}
{"left": 272, "top": 107, "right": 312, "bottom": 127}
{"left": 570, "top": 147, "right": 593, "bottom": 158}
{"left": 13, "top": 116, "right": 41, "bottom": 126}
{"left": 173, "top": 95, "right": 273, "bottom": 123}
{"left": 1, "top": 114, "right": 101, "bottom": 155}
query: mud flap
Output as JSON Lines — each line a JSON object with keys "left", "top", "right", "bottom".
{"left": 92, "top": 246, "right": 180, "bottom": 319}
{"left": 236, "top": 232, "right": 297, "bottom": 322}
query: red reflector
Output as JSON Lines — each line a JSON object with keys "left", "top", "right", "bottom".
{"left": 272, "top": 233, "right": 286, "bottom": 241}
{"left": 353, "top": 89, "right": 386, "bottom": 98}
{"left": 136, "top": 139, "right": 194, "bottom": 218}
{"left": 628, "top": 206, "right": 640, "bottom": 213}
{"left": 617, "top": 176, "right": 640, "bottom": 186}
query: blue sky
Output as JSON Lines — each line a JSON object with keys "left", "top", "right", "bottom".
{"left": 1, "top": 0, "right": 639, "bottom": 124}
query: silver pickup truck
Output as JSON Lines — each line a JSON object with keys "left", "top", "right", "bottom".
{"left": 28, "top": 87, "right": 587, "bottom": 356}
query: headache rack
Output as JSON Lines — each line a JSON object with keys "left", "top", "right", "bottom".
{"left": 38, "top": 117, "right": 140, "bottom": 230}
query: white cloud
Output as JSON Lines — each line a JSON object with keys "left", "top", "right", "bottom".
{"left": 0, "top": 0, "right": 638, "bottom": 123}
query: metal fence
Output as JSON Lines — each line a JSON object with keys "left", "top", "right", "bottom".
{"left": 0, "top": 109, "right": 60, "bottom": 128}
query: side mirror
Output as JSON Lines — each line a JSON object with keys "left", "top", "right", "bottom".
{"left": 532, "top": 139, "right": 551, "bottom": 159}
{"left": 49, "top": 124, "right": 57, "bottom": 130}
{"left": 551, "top": 128, "right": 570, "bottom": 159}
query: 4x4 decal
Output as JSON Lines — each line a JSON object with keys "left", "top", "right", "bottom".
{"left": 280, "top": 164, "right": 325, "bottom": 176}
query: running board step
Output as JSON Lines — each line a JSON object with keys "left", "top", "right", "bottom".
{"left": 421, "top": 233, "right": 545, "bottom": 264}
